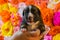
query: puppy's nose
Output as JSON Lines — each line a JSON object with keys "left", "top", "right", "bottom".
{"left": 29, "top": 16, "right": 32, "bottom": 20}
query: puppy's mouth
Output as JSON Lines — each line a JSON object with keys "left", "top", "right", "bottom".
{"left": 27, "top": 20, "right": 34, "bottom": 25}
{"left": 28, "top": 20, "right": 33, "bottom": 23}
{"left": 27, "top": 17, "right": 34, "bottom": 23}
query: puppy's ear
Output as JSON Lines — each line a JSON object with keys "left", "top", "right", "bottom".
{"left": 23, "top": 10, "right": 24, "bottom": 16}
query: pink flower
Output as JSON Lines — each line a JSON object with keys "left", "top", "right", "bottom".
{"left": 44, "top": 35, "right": 52, "bottom": 40}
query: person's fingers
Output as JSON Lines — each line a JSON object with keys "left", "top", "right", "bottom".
{"left": 34, "top": 21, "right": 39, "bottom": 26}
{"left": 35, "top": 29, "right": 40, "bottom": 36}
{"left": 21, "top": 28, "right": 27, "bottom": 32}
{"left": 31, "top": 21, "right": 39, "bottom": 29}
{"left": 29, "top": 29, "right": 40, "bottom": 37}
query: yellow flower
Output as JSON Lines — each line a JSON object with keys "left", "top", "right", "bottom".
{"left": 1, "top": 21, "right": 13, "bottom": 36}
{"left": 8, "top": 3, "right": 18, "bottom": 13}
{"left": 53, "top": 33, "right": 60, "bottom": 40}
{"left": 0, "top": 5, "right": 2, "bottom": 12}
{"left": 2, "top": 3, "right": 9, "bottom": 11}
{"left": 54, "top": 0, "right": 59, "bottom": 2}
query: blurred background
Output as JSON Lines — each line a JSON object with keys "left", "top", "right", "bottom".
{"left": 0, "top": 0, "right": 60, "bottom": 40}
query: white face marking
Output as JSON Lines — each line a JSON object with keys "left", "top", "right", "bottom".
{"left": 27, "top": 5, "right": 35, "bottom": 25}
{"left": 29, "top": 5, "right": 32, "bottom": 12}
{"left": 28, "top": 5, "right": 32, "bottom": 17}
{"left": 28, "top": 12, "right": 33, "bottom": 17}
{"left": 27, "top": 12, "right": 34, "bottom": 25}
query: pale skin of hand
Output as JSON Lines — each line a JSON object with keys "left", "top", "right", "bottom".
{"left": 12, "top": 29, "right": 41, "bottom": 40}
{"left": 31, "top": 21, "right": 39, "bottom": 29}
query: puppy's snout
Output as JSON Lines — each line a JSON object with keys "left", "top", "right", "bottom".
{"left": 29, "top": 16, "right": 32, "bottom": 20}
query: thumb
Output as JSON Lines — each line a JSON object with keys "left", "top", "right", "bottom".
{"left": 31, "top": 21, "right": 39, "bottom": 29}
{"left": 34, "top": 21, "right": 39, "bottom": 26}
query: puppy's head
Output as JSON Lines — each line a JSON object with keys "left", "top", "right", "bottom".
{"left": 23, "top": 5, "right": 41, "bottom": 25}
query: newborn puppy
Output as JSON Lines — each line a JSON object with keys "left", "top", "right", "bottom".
{"left": 21, "top": 5, "right": 45, "bottom": 34}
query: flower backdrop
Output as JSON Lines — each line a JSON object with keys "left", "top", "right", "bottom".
{"left": 0, "top": 0, "right": 60, "bottom": 40}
